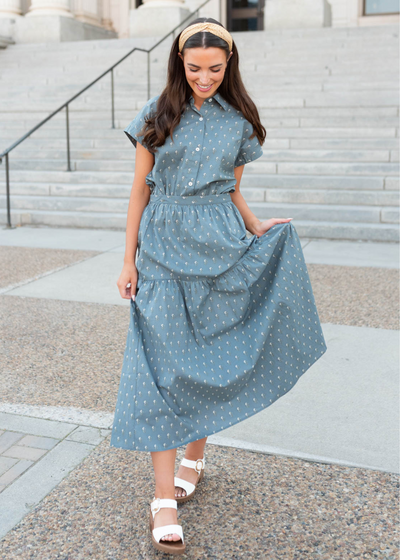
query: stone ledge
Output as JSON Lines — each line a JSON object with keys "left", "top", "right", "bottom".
{"left": 0, "top": 15, "right": 118, "bottom": 43}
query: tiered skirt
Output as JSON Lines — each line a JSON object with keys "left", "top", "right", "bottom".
{"left": 110, "top": 192, "right": 327, "bottom": 452}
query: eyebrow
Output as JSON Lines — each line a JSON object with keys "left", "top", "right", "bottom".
{"left": 187, "top": 63, "right": 223, "bottom": 69}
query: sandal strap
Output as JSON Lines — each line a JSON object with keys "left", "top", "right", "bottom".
{"left": 153, "top": 524, "right": 184, "bottom": 544}
{"left": 174, "top": 476, "right": 196, "bottom": 496}
{"left": 180, "top": 457, "right": 205, "bottom": 473}
{"left": 151, "top": 498, "right": 177, "bottom": 517}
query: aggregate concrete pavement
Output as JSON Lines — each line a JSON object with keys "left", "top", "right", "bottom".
{"left": 0, "top": 224, "right": 398, "bottom": 555}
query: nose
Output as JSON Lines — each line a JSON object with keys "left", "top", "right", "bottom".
{"left": 198, "top": 72, "right": 211, "bottom": 84}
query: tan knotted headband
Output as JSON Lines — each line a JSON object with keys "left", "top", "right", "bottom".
{"left": 179, "top": 22, "right": 233, "bottom": 53}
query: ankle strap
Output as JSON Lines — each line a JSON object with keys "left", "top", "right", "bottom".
{"left": 151, "top": 498, "right": 177, "bottom": 515}
{"left": 181, "top": 457, "right": 205, "bottom": 473}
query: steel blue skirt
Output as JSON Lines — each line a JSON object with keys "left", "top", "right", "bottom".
{"left": 110, "top": 192, "right": 327, "bottom": 452}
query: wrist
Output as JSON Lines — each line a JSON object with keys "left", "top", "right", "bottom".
{"left": 247, "top": 217, "right": 262, "bottom": 235}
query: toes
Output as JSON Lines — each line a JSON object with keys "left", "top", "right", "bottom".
{"left": 175, "top": 486, "right": 186, "bottom": 498}
{"left": 161, "top": 534, "right": 180, "bottom": 542}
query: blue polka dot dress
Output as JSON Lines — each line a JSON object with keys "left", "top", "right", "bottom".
{"left": 110, "top": 91, "right": 327, "bottom": 452}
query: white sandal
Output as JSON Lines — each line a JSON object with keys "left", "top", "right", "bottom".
{"left": 174, "top": 457, "right": 205, "bottom": 503}
{"left": 149, "top": 497, "right": 186, "bottom": 555}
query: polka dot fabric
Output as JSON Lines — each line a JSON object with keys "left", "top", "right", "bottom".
{"left": 122, "top": 92, "right": 263, "bottom": 196}
{"left": 110, "top": 92, "right": 327, "bottom": 452}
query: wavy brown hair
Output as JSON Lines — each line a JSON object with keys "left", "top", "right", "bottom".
{"left": 139, "top": 17, "right": 266, "bottom": 154}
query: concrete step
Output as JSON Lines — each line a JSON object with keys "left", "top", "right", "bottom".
{"left": 1, "top": 173, "right": 397, "bottom": 191}
{"left": 0, "top": 106, "right": 398, "bottom": 119}
{"left": 247, "top": 202, "right": 399, "bottom": 224}
{"left": 274, "top": 162, "right": 399, "bottom": 176}
{"left": 6, "top": 147, "right": 395, "bottom": 163}
{"left": 3, "top": 136, "right": 400, "bottom": 151}
{"left": 2, "top": 92, "right": 398, "bottom": 111}
{"left": 5, "top": 158, "right": 398, "bottom": 173}
{"left": 246, "top": 187, "right": 399, "bottom": 207}
{"left": 1, "top": 194, "right": 398, "bottom": 224}
{"left": 0, "top": 208, "right": 397, "bottom": 242}
{"left": 1, "top": 115, "right": 398, "bottom": 129}
{"left": 0, "top": 35, "right": 14, "bottom": 49}
{"left": 0, "top": 185, "right": 397, "bottom": 207}
{"left": 0, "top": 128, "right": 397, "bottom": 147}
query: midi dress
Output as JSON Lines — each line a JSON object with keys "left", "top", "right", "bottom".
{"left": 110, "top": 91, "right": 327, "bottom": 452}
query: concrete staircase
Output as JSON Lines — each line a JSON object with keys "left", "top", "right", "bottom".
{"left": 0, "top": 25, "right": 399, "bottom": 241}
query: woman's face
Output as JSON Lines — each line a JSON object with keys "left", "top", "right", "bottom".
{"left": 178, "top": 47, "right": 232, "bottom": 105}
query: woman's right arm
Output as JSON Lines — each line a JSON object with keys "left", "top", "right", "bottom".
{"left": 116, "top": 141, "right": 155, "bottom": 300}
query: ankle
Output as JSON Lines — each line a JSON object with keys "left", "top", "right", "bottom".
{"left": 154, "top": 489, "right": 177, "bottom": 500}
{"left": 184, "top": 453, "right": 204, "bottom": 462}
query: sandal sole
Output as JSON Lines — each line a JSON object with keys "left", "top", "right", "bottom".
{"left": 149, "top": 510, "right": 186, "bottom": 555}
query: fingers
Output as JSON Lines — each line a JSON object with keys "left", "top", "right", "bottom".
{"left": 116, "top": 278, "right": 137, "bottom": 300}
{"left": 116, "top": 264, "right": 138, "bottom": 300}
{"left": 126, "top": 282, "right": 137, "bottom": 301}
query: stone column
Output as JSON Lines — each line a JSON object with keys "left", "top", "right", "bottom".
{"left": 25, "top": 0, "right": 75, "bottom": 18}
{"left": 72, "top": 0, "right": 102, "bottom": 26}
{"left": 0, "top": 0, "right": 22, "bottom": 17}
{"left": 130, "top": 0, "right": 191, "bottom": 37}
{"left": 100, "top": 0, "right": 114, "bottom": 31}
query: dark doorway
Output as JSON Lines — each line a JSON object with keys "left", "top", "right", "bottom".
{"left": 227, "top": 0, "right": 265, "bottom": 31}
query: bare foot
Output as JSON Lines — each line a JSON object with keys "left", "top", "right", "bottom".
{"left": 153, "top": 507, "right": 182, "bottom": 542}
{"left": 175, "top": 464, "right": 201, "bottom": 499}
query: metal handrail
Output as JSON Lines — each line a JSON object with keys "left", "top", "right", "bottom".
{"left": 0, "top": 0, "right": 219, "bottom": 228}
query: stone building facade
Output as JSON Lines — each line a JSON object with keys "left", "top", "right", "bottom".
{"left": 0, "top": 0, "right": 398, "bottom": 42}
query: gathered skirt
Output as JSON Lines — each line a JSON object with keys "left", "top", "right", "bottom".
{"left": 110, "top": 192, "right": 327, "bottom": 452}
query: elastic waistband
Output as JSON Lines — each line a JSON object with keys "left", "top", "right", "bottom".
{"left": 149, "top": 193, "right": 232, "bottom": 205}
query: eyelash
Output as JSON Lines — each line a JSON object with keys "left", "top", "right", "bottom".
{"left": 189, "top": 69, "right": 221, "bottom": 73}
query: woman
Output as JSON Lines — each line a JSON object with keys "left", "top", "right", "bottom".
{"left": 112, "top": 17, "right": 327, "bottom": 555}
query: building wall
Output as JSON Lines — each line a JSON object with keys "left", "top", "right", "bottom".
{"left": 328, "top": 0, "right": 398, "bottom": 27}
{"left": 17, "top": 0, "right": 399, "bottom": 37}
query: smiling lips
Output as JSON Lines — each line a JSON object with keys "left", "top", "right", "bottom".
{"left": 196, "top": 83, "right": 213, "bottom": 91}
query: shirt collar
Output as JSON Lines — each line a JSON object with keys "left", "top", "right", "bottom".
{"left": 189, "top": 91, "right": 229, "bottom": 112}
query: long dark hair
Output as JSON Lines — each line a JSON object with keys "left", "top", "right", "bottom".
{"left": 139, "top": 17, "right": 266, "bottom": 153}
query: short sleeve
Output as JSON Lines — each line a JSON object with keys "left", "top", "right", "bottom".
{"left": 124, "top": 95, "right": 159, "bottom": 150}
{"left": 234, "top": 121, "right": 263, "bottom": 167}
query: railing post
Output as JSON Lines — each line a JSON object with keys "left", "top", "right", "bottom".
{"left": 66, "top": 104, "right": 72, "bottom": 172}
{"left": 5, "top": 153, "right": 12, "bottom": 228}
{"left": 111, "top": 68, "right": 115, "bottom": 129}
{"left": 147, "top": 51, "right": 150, "bottom": 100}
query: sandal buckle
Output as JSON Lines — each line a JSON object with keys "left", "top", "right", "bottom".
{"left": 151, "top": 498, "right": 161, "bottom": 515}
{"left": 195, "top": 459, "right": 204, "bottom": 474}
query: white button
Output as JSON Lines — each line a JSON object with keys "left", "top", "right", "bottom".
{"left": 199, "top": 117, "right": 203, "bottom": 121}
{"left": 196, "top": 147, "right": 200, "bottom": 151}
{"left": 208, "top": 98, "right": 212, "bottom": 102}
{"left": 188, "top": 182, "right": 193, "bottom": 186}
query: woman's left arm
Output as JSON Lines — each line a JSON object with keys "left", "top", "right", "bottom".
{"left": 230, "top": 165, "right": 293, "bottom": 237}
